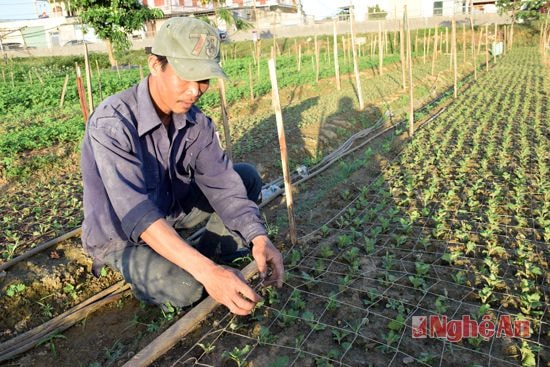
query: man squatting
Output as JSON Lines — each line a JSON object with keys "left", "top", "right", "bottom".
{"left": 80, "top": 17, "right": 284, "bottom": 315}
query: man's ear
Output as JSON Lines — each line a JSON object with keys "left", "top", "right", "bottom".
{"left": 148, "top": 55, "right": 161, "bottom": 76}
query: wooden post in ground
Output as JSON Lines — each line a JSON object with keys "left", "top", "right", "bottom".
{"left": 342, "top": 35, "right": 347, "bottom": 65}
{"left": 452, "top": 18, "right": 457, "bottom": 99}
{"left": 349, "top": 7, "right": 364, "bottom": 110}
{"left": 378, "top": 21, "right": 384, "bottom": 75}
{"left": 423, "top": 29, "right": 427, "bottom": 64}
{"left": 139, "top": 65, "right": 143, "bottom": 80}
{"left": 95, "top": 60, "right": 103, "bottom": 101}
{"left": 10, "top": 71, "right": 14, "bottom": 87}
{"left": 470, "top": 18, "right": 477, "bottom": 80}
{"left": 485, "top": 24, "right": 489, "bottom": 71}
{"left": 75, "top": 63, "right": 89, "bottom": 123}
{"left": 462, "top": 23, "right": 466, "bottom": 64}
{"left": 248, "top": 63, "right": 254, "bottom": 101}
{"left": 400, "top": 21, "right": 406, "bottom": 90}
{"left": 59, "top": 74, "right": 69, "bottom": 108}
{"left": 445, "top": 27, "right": 449, "bottom": 54}
{"left": 218, "top": 78, "right": 232, "bottom": 159}
{"left": 405, "top": 5, "right": 414, "bottom": 137}
{"left": 32, "top": 68, "right": 44, "bottom": 84}
{"left": 297, "top": 44, "right": 302, "bottom": 72}
{"left": 83, "top": 43, "right": 94, "bottom": 113}
{"left": 314, "top": 34, "right": 319, "bottom": 83}
{"left": 333, "top": 19, "right": 341, "bottom": 90}
{"left": 493, "top": 23, "right": 497, "bottom": 64}
{"left": 326, "top": 36, "right": 331, "bottom": 66}
{"left": 431, "top": 27, "right": 438, "bottom": 76}
{"left": 477, "top": 27, "right": 484, "bottom": 56}
{"left": 267, "top": 58, "right": 297, "bottom": 245}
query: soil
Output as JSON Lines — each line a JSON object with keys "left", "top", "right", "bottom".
{"left": 1, "top": 71, "right": 404, "bottom": 367}
{"left": 2, "top": 51, "right": 545, "bottom": 367}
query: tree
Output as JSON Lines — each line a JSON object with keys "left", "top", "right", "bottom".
{"left": 72, "top": 0, "right": 163, "bottom": 67}
{"left": 197, "top": 0, "right": 252, "bottom": 32}
{"left": 496, "top": 0, "right": 546, "bottom": 23}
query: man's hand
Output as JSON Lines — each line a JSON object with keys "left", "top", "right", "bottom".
{"left": 251, "top": 235, "right": 284, "bottom": 288}
{"left": 198, "top": 265, "right": 262, "bottom": 315}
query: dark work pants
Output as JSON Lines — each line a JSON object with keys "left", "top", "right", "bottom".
{"left": 103, "top": 163, "right": 263, "bottom": 308}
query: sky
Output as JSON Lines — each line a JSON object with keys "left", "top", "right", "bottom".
{"left": 0, "top": 0, "right": 347, "bottom": 22}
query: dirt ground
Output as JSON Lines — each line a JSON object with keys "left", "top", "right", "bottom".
{"left": 1, "top": 61, "right": 459, "bottom": 367}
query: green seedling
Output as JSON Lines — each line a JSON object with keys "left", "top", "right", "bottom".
{"left": 331, "top": 329, "right": 351, "bottom": 345}
{"left": 6, "top": 283, "right": 26, "bottom": 297}
{"left": 319, "top": 243, "right": 334, "bottom": 258}
{"left": 197, "top": 342, "right": 215, "bottom": 354}
{"left": 222, "top": 344, "right": 251, "bottom": 367}
{"left": 288, "top": 248, "right": 302, "bottom": 267}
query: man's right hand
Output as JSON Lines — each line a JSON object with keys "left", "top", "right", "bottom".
{"left": 198, "top": 265, "right": 262, "bottom": 315}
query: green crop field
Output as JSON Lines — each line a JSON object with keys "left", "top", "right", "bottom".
{"left": 0, "top": 21, "right": 548, "bottom": 367}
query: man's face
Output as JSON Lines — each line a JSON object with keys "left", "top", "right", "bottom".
{"left": 148, "top": 55, "right": 210, "bottom": 115}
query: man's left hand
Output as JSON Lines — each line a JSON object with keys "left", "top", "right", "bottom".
{"left": 251, "top": 235, "right": 284, "bottom": 288}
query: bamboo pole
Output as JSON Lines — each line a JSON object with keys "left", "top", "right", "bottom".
{"left": 139, "top": 65, "right": 143, "bottom": 80}
{"left": 297, "top": 44, "right": 302, "bottom": 72}
{"left": 378, "top": 21, "right": 383, "bottom": 75}
{"left": 218, "top": 79, "right": 232, "bottom": 159}
{"left": 248, "top": 63, "right": 254, "bottom": 101}
{"left": 326, "top": 36, "right": 331, "bottom": 66}
{"left": 349, "top": 8, "right": 364, "bottom": 110}
{"left": 124, "top": 262, "right": 258, "bottom": 367}
{"left": 333, "top": 19, "right": 341, "bottom": 90}
{"left": 83, "top": 43, "right": 94, "bottom": 113}
{"left": 452, "top": 18, "right": 458, "bottom": 99}
{"left": 400, "top": 21, "right": 406, "bottom": 91}
{"left": 485, "top": 24, "right": 489, "bottom": 71}
{"left": 477, "top": 27, "right": 484, "bottom": 56}
{"left": 59, "top": 74, "right": 69, "bottom": 108}
{"left": 405, "top": 5, "right": 414, "bottom": 137}
{"left": 462, "top": 23, "right": 466, "bottom": 64}
{"left": 75, "top": 63, "right": 89, "bottom": 123}
{"left": 493, "top": 23, "right": 497, "bottom": 64}
{"left": 470, "top": 18, "right": 477, "bottom": 80}
{"left": 10, "top": 71, "right": 14, "bottom": 87}
{"left": 95, "top": 60, "right": 103, "bottom": 101}
{"left": 342, "top": 35, "right": 347, "bottom": 65}
{"left": 423, "top": 29, "right": 427, "bottom": 64}
{"left": 314, "top": 34, "right": 319, "bottom": 83}
{"left": 267, "top": 58, "right": 297, "bottom": 245}
{"left": 445, "top": 27, "right": 449, "bottom": 54}
{"left": 431, "top": 27, "right": 438, "bottom": 76}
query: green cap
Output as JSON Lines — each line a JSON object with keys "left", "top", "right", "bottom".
{"left": 152, "top": 17, "right": 227, "bottom": 81}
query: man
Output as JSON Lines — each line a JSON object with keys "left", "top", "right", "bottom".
{"left": 80, "top": 17, "right": 284, "bottom": 315}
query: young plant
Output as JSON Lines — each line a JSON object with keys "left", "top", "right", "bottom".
{"left": 223, "top": 344, "right": 251, "bottom": 367}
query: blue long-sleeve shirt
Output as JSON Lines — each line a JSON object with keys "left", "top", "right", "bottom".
{"left": 80, "top": 77, "right": 266, "bottom": 261}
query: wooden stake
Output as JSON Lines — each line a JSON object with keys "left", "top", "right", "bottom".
{"left": 83, "top": 43, "right": 94, "bottom": 113}
{"left": 333, "top": 20, "right": 341, "bottom": 90}
{"left": 248, "top": 63, "right": 254, "bottom": 101}
{"left": 445, "top": 27, "right": 449, "bottom": 54}
{"left": 470, "top": 18, "right": 477, "bottom": 80}
{"left": 314, "top": 34, "right": 319, "bottom": 83}
{"left": 267, "top": 58, "right": 297, "bottom": 245}
{"left": 423, "top": 29, "right": 427, "bottom": 64}
{"left": 378, "top": 21, "right": 384, "bottom": 75}
{"left": 405, "top": 5, "right": 414, "bottom": 137}
{"left": 462, "top": 23, "right": 466, "bottom": 64}
{"left": 452, "top": 18, "right": 458, "bottom": 99}
{"left": 400, "top": 21, "right": 406, "bottom": 90}
{"left": 32, "top": 68, "right": 44, "bottom": 84}
{"left": 75, "top": 63, "right": 89, "bottom": 123}
{"left": 95, "top": 60, "right": 103, "bottom": 101}
{"left": 431, "top": 27, "right": 438, "bottom": 76}
{"left": 493, "top": 23, "right": 497, "bottom": 64}
{"left": 297, "top": 44, "right": 302, "bottom": 72}
{"left": 59, "top": 74, "right": 69, "bottom": 108}
{"left": 139, "top": 65, "right": 144, "bottom": 80}
{"left": 218, "top": 78, "right": 232, "bottom": 159}
{"left": 350, "top": 8, "right": 364, "bottom": 110}
{"left": 124, "top": 262, "right": 258, "bottom": 367}
{"left": 485, "top": 24, "right": 489, "bottom": 71}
